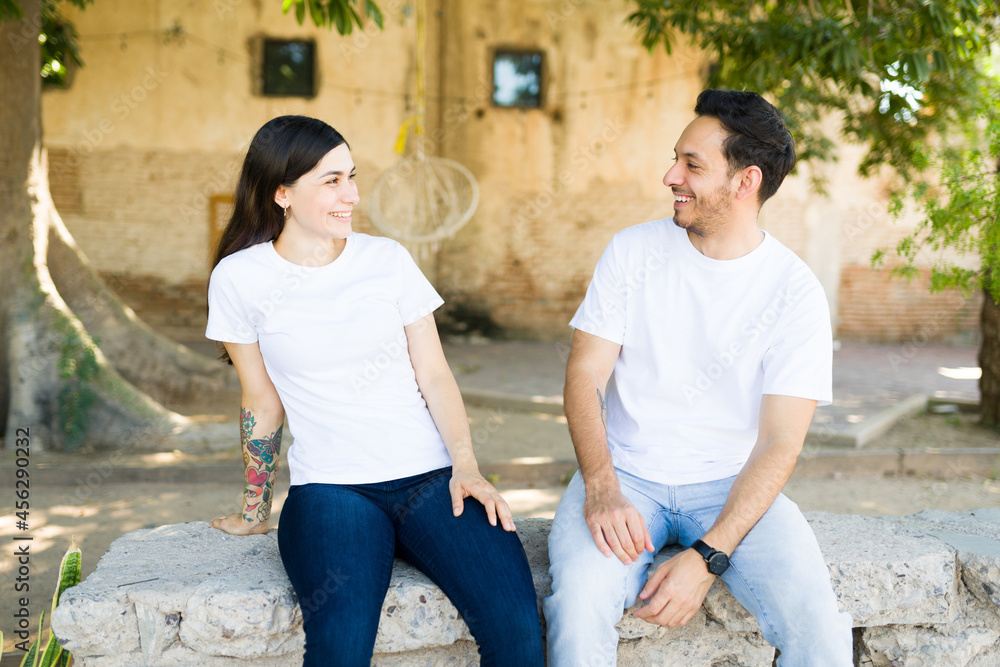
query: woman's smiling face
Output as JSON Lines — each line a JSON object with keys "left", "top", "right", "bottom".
{"left": 277, "top": 143, "right": 359, "bottom": 242}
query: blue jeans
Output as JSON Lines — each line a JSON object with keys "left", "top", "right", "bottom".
{"left": 277, "top": 467, "right": 544, "bottom": 667}
{"left": 543, "top": 469, "right": 853, "bottom": 667}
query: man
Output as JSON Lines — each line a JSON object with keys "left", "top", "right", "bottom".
{"left": 543, "top": 89, "right": 853, "bottom": 666}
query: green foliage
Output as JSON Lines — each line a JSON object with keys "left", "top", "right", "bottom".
{"left": 0, "top": 0, "right": 23, "bottom": 20}
{"left": 281, "top": 0, "right": 383, "bottom": 35}
{"left": 40, "top": 0, "right": 92, "bottom": 88}
{"left": 57, "top": 327, "right": 99, "bottom": 449}
{"left": 877, "top": 91, "right": 1000, "bottom": 301}
{"left": 0, "top": 0, "right": 93, "bottom": 86}
{"left": 19, "top": 539, "right": 81, "bottom": 667}
{"left": 627, "top": 1, "right": 1000, "bottom": 183}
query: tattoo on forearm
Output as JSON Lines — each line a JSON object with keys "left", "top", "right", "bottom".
{"left": 240, "top": 408, "right": 256, "bottom": 451}
{"left": 597, "top": 388, "right": 608, "bottom": 436}
{"left": 240, "top": 407, "right": 282, "bottom": 524}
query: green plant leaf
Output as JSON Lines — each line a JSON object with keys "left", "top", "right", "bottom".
{"left": 19, "top": 609, "right": 43, "bottom": 667}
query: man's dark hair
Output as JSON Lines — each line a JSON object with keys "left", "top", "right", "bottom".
{"left": 694, "top": 89, "right": 795, "bottom": 205}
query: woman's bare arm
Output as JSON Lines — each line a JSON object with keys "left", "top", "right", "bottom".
{"left": 211, "top": 341, "right": 286, "bottom": 535}
{"left": 405, "top": 313, "right": 516, "bottom": 532}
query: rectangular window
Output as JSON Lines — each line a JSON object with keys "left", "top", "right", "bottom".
{"left": 262, "top": 39, "right": 316, "bottom": 97}
{"left": 492, "top": 49, "right": 544, "bottom": 109}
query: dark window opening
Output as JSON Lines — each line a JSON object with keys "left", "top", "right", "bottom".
{"left": 262, "top": 39, "right": 316, "bottom": 97}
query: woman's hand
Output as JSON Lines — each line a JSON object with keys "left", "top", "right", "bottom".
{"left": 449, "top": 468, "right": 517, "bottom": 532}
{"left": 210, "top": 512, "right": 269, "bottom": 535}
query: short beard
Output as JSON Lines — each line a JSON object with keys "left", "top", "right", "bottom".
{"left": 673, "top": 182, "right": 732, "bottom": 237}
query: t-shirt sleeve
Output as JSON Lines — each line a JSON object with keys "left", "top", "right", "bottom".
{"left": 569, "top": 235, "right": 627, "bottom": 344}
{"left": 396, "top": 243, "right": 444, "bottom": 325}
{"left": 205, "top": 262, "right": 258, "bottom": 344}
{"left": 760, "top": 278, "right": 833, "bottom": 406}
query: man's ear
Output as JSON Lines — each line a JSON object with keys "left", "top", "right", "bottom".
{"left": 734, "top": 166, "right": 763, "bottom": 203}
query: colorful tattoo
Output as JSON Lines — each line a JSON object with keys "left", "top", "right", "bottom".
{"left": 240, "top": 408, "right": 256, "bottom": 451}
{"left": 241, "top": 409, "right": 282, "bottom": 524}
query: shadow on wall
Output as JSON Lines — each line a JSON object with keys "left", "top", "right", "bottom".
{"left": 436, "top": 299, "right": 504, "bottom": 340}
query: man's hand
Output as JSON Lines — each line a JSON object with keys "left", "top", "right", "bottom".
{"left": 450, "top": 468, "right": 517, "bottom": 532}
{"left": 211, "top": 512, "right": 269, "bottom": 536}
{"left": 584, "top": 485, "right": 654, "bottom": 565}
{"left": 634, "top": 548, "right": 715, "bottom": 627}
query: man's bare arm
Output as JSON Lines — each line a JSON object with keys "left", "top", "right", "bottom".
{"left": 565, "top": 329, "right": 653, "bottom": 564}
{"left": 701, "top": 394, "right": 816, "bottom": 553}
{"left": 636, "top": 394, "right": 816, "bottom": 626}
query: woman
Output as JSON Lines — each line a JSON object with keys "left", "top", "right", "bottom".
{"left": 207, "top": 115, "right": 543, "bottom": 666}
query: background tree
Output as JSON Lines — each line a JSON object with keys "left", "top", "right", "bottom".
{"left": 0, "top": 0, "right": 382, "bottom": 450}
{"left": 628, "top": 0, "right": 1000, "bottom": 423}
{"left": 874, "top": 91, "right": 1000, "bottom": 424}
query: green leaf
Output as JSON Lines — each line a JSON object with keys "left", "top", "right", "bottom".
{"left": 294, "top": 0, "right": 305, "bottom": 25}
{"left": 365, "top": 0, "right": 383, "bottom": 29}
{"left": 308, "top": 0, "right": 323, "bottom": 26}
{"left": 345, "top": 2, "right": 362, "bottom": 31}
{"left": 0, "top": 0, "right": 24, "bottom": 21}
{"left": 51, "top": 538, "right": 82, "bottom": 615}
{"left": 19, "top": 609, "right": 43, "bottom": 667}
{"left": 331, "top": 2, "right": 347, "bottom": 34}
{"left": 281, "top": 0, "right": 294, "bottom": 12}
{"left": 37, "top": 636, "right": 62, "bottom": 667}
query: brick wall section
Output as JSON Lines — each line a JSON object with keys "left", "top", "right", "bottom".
{"left": 48, "top": 148, "right": 83, "bottom": 214}
{"left": 101, "top": 272, "right": 209, "bottom": 343}
{"left": 49, "top": 147, "right": 240, "bottom": 283}
{"left": 838, "top": 264, "right": 981, "bottom": 342}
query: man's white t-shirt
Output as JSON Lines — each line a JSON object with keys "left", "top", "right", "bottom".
{"left": 206, "top": 233, "right": 452, "bottom": 485}
{"left": 570, "top": 219, "right": 832, "bottom": 486}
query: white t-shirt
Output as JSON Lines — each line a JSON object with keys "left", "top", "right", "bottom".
{"left": 206, "top": 233, "right": 452, "bottom": 485}
{"left": 570, "top": 219, "right": 832, "bottom": 486}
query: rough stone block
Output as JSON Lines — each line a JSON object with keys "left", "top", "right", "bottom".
{"left": 134, "top": 602, "right": 179, "bottom": 664}
{"left": 373, "top": 641, "right": 479, "bottom": 666}
{"left": 617, "top": 620, "right": 775, "bottom": 667}
{"left": 893, "top": 509, "right": 1000, "bottom": 609}
{"left": 856, "top": 546, "right": 1000, "bottom": 667}
{"left": 375, "top": 560, "right": 473, "bottom": 653}
{"left": 52, "top": 512, "right": 1000, "bottom": 666}
{"left": 807, "top": 512, "right": 957, "bottom": 626}
{"left": 860, "top": 624, "right": 999, "bottom": 667}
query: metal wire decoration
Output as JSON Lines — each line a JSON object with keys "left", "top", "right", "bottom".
{"left": 366, "top": 0, "right": 479, "bottom": 260}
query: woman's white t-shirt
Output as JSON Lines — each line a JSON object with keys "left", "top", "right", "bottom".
{"left": 570, "top": 219, "right": 833, "bottom": 486}
{"left": 206, "top": 233, "right": 452, "bottom": 485}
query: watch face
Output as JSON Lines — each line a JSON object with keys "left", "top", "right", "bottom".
{"left": 707, "top": 552, "right": 729, "bottom": 575}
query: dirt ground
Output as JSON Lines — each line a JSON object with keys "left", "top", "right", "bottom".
{"left": 2, "top": 408, "right": 999, "bottom": 662}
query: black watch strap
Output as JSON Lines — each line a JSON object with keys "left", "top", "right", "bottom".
{"left": 691, "top": 539, "right": 730, "bottom": 575}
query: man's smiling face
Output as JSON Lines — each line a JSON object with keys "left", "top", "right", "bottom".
{"left": 662, "top": 115, "right": 737, "bottom": 238}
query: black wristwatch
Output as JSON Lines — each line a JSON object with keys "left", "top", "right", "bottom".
{"left": 690, "top": 539, "right": 730, "bottom": 576}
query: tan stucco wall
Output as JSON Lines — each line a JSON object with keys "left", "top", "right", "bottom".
{"left": 42, "top": 0, "right": 979, "bottom": 341}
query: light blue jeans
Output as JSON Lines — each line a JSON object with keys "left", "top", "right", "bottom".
{"left": 543, "top": 469, "right": 853, "bottom": 666}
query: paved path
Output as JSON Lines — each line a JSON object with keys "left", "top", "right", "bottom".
{"left": 185, "top": 338, "right": 981, "bottom": 445}
{"left": 443, "top": 339, "right": 981, "bottom": 445}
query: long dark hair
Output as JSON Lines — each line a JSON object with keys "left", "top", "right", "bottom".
{"left": 213, "top": 115, "right": 349, "bottom": 269}
{"left": 211, "top": 116, "right": 348, "bottom": 363}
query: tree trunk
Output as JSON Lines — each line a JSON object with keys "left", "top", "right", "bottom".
{"left": 978, "top": 283, "right": 1000, "bottom": 427}
{"left": 1, "top": 4, "right": 221, "bottom": 450}
{"left": 46, "top": 207, "right": 238, "bottom": 407}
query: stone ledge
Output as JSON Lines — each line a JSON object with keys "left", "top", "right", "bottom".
{"left": 52, "top": 510, "right": 1000, "bottom": 666}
